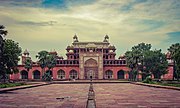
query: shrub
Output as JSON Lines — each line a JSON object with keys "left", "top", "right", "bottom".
{"left": 143, "top": 77, "right": 153, "bottom": 83}
{"left": 0, "top": 83, "right": 25, "bottom": 88}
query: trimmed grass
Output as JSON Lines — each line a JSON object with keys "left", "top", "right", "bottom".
{"left": 143, "top": 81, "right": 180, "bottom": 88}
{"left": 0, "top": 83, "right": 26, "bottom": 88}
{"left": 156, "top": 83, "right": 180, "bottom": 87}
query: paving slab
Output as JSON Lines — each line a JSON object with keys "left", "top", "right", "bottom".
{"left": 0, "top": 84, "right": 89, "bottom": 108}
{"left": 94, "top": 83, "right": 180, "bottom": 108}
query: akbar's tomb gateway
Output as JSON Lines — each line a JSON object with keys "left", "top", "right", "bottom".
{"left": 10, "top": 35, "right": 173, "bottom": 80}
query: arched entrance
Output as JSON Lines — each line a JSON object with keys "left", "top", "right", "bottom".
{"left": 117, "top": 70, "right": 125, "bottom": 79}
{"left": 69, "top": 70, "right": 78, "bottom": 79}
{"left": 57, "top": 70, "right": 65, "bottom": 79}
{"left": 33, "top": 70, "right": 40, "bottom": 79}
{"left": 21, "top": 70, "right": 28, "bottom": 79}
{"left": 104, "top": 70, "right": 113, "bottom": 79}
{"left": 84, "top": 58, "right": 98, "bottom": 79}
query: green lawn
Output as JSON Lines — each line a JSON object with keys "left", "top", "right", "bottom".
{"left": 155, "top": 83, "right": 180, "bottom": 87}
{"left": 144, "top": 81, "right": 180, "bottom": 88}
{"left": 0, "top": 83, "right": 26, "bottom": 88}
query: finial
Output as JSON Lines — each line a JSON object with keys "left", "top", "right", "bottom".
{"left": 73, "top": 34, "right": 79, "bottom": 42}
{"left": 103, "top": 34, "right": 109, "bottom": 42}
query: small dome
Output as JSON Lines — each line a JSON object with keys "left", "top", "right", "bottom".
{"left": 69, "top": 49, "right": 74, "bottom": 53}
{"left": 67, "top": 45, "right": 74, "bottom": 49}
{"left": 119, "top": 55, "right": 125, "bottom": 59}
{"left": 108, "top": 45, "right": 115, "bottom": 49}
{"left": 58, "top": 56, "right": 64, "bottom": 59}
{"left": 49, "top": 51, "right": 57, "bottom": 55}
{"left": 109, "top": 50, "right": 113, "bottom": 53}
{"left": 23, "top": 49, "right": 29, "bottom": 55}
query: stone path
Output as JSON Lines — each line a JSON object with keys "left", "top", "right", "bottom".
{"left": 94, "top": 83, "right": 180, "bottom": 108}
{"left": 0, "top": 84, "right": 89, "bottom": 108}
{"left": 0, "top": 83, "right": 180, "bottom": 108}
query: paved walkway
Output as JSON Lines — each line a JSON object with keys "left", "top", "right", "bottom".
{"left": 0, "top": 83, "right": 180, "bottom": 108}
{"left": 94, "top": 83, "right": 180, "bottom": 108}
{"left": 0, "top": 84, "right": 89, "bottom": 108}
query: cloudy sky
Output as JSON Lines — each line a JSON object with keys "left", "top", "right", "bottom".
{"left": 0, "top": 0, "right": 180, "bottom": 61}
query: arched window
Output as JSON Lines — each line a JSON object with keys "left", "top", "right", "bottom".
{"left": 33, "top": 70, "right": 40, "bottom": 79}
{"left": 104, "top": 70, "right": 113, "bottom": 79}
{"left": 117, "top": 70, "right": 125, "bottom": 79}
{"left": 69, "top": 70, "right": 78, "bottom": 79}
{"left": 57, "top": 70, "right": 65, "bottom": 79}
{"left": 21, "top": 70, "right": 28, "bottom": 79}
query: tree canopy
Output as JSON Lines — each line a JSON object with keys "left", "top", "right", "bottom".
{"left": 0, "top": 39, "right": 22, "bottom": 82}
{"left": 143, "top": 50, "right": 168, "bottom": 79}
{"left": 168, "top": 43, "right": 180, "bottom": 81}
{"left": 0, "top": 26, "right": 22, "bottom": 82}
{"left": 24, "top": 57, "right": 32, "bottom": 72}
{"left": 36, "top": 50, "right": 57, "bottom": 80}
{"left": 125, "top": 43, "right": 152, "bottom": 81}
{"left": 125, "top": 43, "right": 168, "bottom": 81}
{"left": 36, "top": 50, "right": 49, "bottom": 70}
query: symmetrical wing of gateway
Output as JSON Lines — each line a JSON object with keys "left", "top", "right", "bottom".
{"left": 10, "top": 35, "right": 173, "bottom": 80}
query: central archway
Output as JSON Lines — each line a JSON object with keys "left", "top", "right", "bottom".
{"left": 84, "top": 58, "right": 98, "bottom": 79}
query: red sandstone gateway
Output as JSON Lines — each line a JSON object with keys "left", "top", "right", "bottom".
{"left": 10, "top": 35, "right": 173, "bottom": 80}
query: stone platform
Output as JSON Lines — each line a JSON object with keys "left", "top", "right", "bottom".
{"left": 0, "top": 83, "right": 180, "bottom": 108}
{"left": 0, "top": 84, "right": 89, "bottom": 108}
{"left": 94, "top": 83, "right": 180, "bottom": 108}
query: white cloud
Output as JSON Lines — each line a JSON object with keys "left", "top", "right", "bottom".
{"left": 0, "top": 0, "right": 179, "bottom": 61}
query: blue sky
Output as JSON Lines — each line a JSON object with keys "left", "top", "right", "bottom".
{"left": 0, "top": 0, "right": 179, "bottom": 61}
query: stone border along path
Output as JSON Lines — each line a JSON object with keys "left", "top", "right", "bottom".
{"left": 0, "top": 82, "right": 50, "bottom": 93}
{"left": 86, "top": 83, "right": 96, "bottom": 108}
{"left": 0, "top": 81, "right": 180, "bottom": 108}
{"left": 1, "top": 81, "right": 179, "bottom": 93}
{"left": 131, "top": 82, "right": 180, "bottom": 91}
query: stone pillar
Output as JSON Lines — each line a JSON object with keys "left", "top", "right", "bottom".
{"left": 98, "top": 53, "right": 103, "bottom": 79}
{"left": 52, "top": 68, "right": 57, "bottom": 80}
{"left": 79, "top": 53, "right": 84, "bottom": 79}
{"left": 28, "top": 70, "right": 33, "bottom": 80}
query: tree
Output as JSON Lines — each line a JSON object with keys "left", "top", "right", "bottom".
{"left": 0, "top": 26, "right": 7, "bottom": 45}
{"left": 174, "top": 48, "right": 180, "bottom": 81}
{"left": 168, "top": 43, "right": 180, "bottom": 81}
{"left": 125, "top": 43, "right": 151, "bottom": 81}
{"left": 125, "top": 50, "right": 138, "bottom": 81}
{"left": 24, "top": 57, "right": 32, "bottom": 72}
{"left": 46, "top": 54, "right": 56, "bottom": 72}
{"left": 36, "top": 50, "right": 48, "bottom": 76}
{"left": 0, "top": 25, "right": 8, "bottom": 81}
{"left": 143, "top": 50, "right": 168, "bottom": 79}
{"left": 0, "top": 39, "right": 22, "bottom": 82}
{"left": 125, "top": 43, "right": 168, "bottom": 81}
